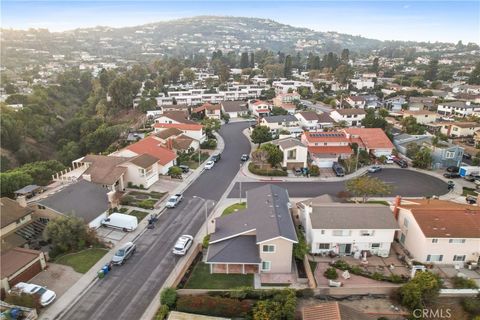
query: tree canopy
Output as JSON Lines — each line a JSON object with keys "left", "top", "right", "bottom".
{"left": 345, "top": 175, "right": 393, "bottom": 203}
{"left": 251, "top": 126, "right": 273, "bottom": 145}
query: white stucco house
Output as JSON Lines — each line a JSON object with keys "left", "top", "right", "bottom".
{"left": 271, "top": 137, "right": 308, "bottom": 169}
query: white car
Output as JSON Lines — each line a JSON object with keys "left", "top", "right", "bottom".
{"left": 165, "top": 193, "right": 183, "bottom": 208}
{"left": 172, "top": 235, "right": 194, "bottom": 255}
{"left": 204, "top": 160, "right": 215, "bottom": 170}
{"left": 11, "top": 282, "right": 56, "bottom": 306}
{"left": 385, "top": 155, "right": 394, "bottom": 164}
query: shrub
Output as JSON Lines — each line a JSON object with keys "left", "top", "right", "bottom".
{"left": 452, "top": 276, "right": 479, "bottom": 289}
{"left": 5, "top": 291, "right": 42, "bottom": 310}
{"left": 462, "top": 294, "right": 480, "bottom": 316}
{"left": 399, "top": 271, "right": 441, "bottom": 310}
{"left": 252, "top": 289, "right": 296, "bottom": 320}
{"left": 168, "top": 166, "right": 183, "bottom": 179}
{"left": 332, "top": 260, "right": 350, "bottom": 271}
{"left": 127, "top": 182, "right": 133, "bottom": 188}
{"left": 248, "top": 163, "right": 287, "bottom": 177}
{"left": 155, "top": 305, "right": 169, "bottom": 320}
{"left": 296, "top": 288, "right": 314, "bottom": 298}
{"left": 324, "top": 267, "right": 338, "bottom": 280}
{"left": 120, "top": 195, "right": 134, "bottom": 206}
{"left": 138, "top": 199, "right": 156, "bottom": 209}
{"left": 200, "top": 139, "right": 217, "bottom": 149}
{"left": 309, "top": 165, "right": 320, "bottom": 177}
{"left": 202, "top": 234, "right": 210, "bottom": 249}
{"left": 388, "top": 274, "right": 405, "bottom": 284}
{"left": 371, "top": 272, "right": 384, "bottom": 281}
{"left": 160, "top": 288, "right": 177, "bottom": 308}
{"left": 176, "top": 295, "right": 253, "bottom": 318}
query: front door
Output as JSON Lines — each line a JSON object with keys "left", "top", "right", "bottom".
{"left": 339, "top": 244, "right": 352, "bottom": 255}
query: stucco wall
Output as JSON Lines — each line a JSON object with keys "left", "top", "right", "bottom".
{"left": 259, "top": 237, "right": 294, "bottom": 273}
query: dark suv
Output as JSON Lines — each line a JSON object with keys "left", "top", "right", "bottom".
{"left": 332, "top": 162, "right": 345, "bottom": 177}
{"left": 211, "top": 153, "right": 221, "bottom": 162}
{"left": 393, "top": 157, "right": 408, "bottom": 168}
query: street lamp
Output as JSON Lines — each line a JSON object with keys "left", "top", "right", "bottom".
{"left": 193, "top": 196, "right": 215, "bottom": 235}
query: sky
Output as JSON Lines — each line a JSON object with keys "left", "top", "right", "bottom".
{"left": 1, "top": 1, "right": 479, "bottom": 44}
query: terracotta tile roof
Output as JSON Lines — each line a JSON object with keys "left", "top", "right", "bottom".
{"left": 193, "top": 103, "right": 221, "bottom": 113}
{"left": 155, "top": 127, "right": 183, "bottom": 140}
{"left": 81, "top": 155, "right": 129, "bottom": 185}
{"left": 126, "top": 136, "right": 177, "bottom": 166}
{"left": 303, "top": 132, "right": 350, "bottom": 143}
{"left": 154, "top": 122, "right": 203, "bottom": 131}
{"left": 253, "top": 100, "right": 270, "bottom": 106}
{"left": 343, "top": 128, "right": 394, "bottom": 149}
{"left": 0, "top": 197, "right": 33, "bottom": 228}
{"left": 172, "top": 135, "right": 195, "bottom": 151}
{"left": 399, "top": 199, "right": 480, "bottom": 238}
{"left": 1, "top": 247, "right": 42, "bottom": 278}
{"left": 308, "top": 146, "right": 353, "bottom": 155}
{"left": 303, "top": 302, "right": 340, "bottom": 320}
{"left": 129, "top": 154, "right": 159, "bottom": 169}
{"left": 280, "top": 103, "right": 296, "bottom": 110}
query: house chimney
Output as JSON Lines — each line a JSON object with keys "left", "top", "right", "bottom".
{"left": 392, "top": 195, "right": 401, "bottom": 220}
{"left": 16, "top": 195, "right": 27, "bottom": 208}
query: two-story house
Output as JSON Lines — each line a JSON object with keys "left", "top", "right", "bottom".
{"left": 402, "top": 110, "right": 438, "bottom": 124}
{"left": 429, "top": 122, "right": 480, "bottom": 138}
{"left": 329, "top": 109, "right": 366, "bottom": 126}
{"left": 295, "top": 111, "right": 321, "bottom": 131}
{"left": 206, "top": 185, "right": 297, "bottom": 274}
{"left": 273, "top": 92, "right": 301, "bottom": 107}
{"left": 393, "top": 198, "right": 480, "bottom": 266}
{"left": 437, "top": 101, "right": 480, "bottom": 117}
{"left": 259, "top": 115, "right": 301, "bottom": 135}
{"left": 248, "top": 100, "right": 272, "bottom": 118}
{"left": 192, "top": 102, "right": 222, "bottom": 120}
{"left": 153, "top": 111, "right": 205, "bottom": 142}
{"left": 298, "top": 195, "right": 398, "bottom": 257}
{"left": 301, "top": 132, "right": 353, "bottom": 167}
{"left": 271, "top": 137, "right": 308, "bottom": 169}
{"left": 221, "top": 101, "right": 249, "bottom": 118}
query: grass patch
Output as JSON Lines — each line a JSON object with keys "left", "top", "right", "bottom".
{"left": 149, "top": 191, "right": 166, "bottom": 199}
{"left": 55, "top": 248, "right": 108, "bottom": 273}
{"left": 366, "top": 200, "right": 390, "bottom": 206}
{"left": 309, "top": 260, "right": 318, "bottom": 273}
{"left": 129, "top": 210, "right": 149, "bottom": 221}
{"left": 222, "top": 202, "right": 246, "bottom": 216}
{"left": 118, "top": 207, "right": 129, "bottom": 213}
{"left": 184, "top": 262, "right": 253, "bottom": 289}
{"left": 462, "top": 187, "right": 477, "bottom": 197}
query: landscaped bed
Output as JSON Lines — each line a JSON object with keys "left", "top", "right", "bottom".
{"left": 222, "top": 202, "right": 246, "bottom": 216}
{"left": 121, "top": 191, "right": 167, "bottom": 209}
{"left": 55, "top": 248, "right": 108, "bottom": 273}
{"left": 129, "top": 210, "right": 149, "bottom": 221}
{"left": 182, "top": 262, "right": 253, "bottom": 289}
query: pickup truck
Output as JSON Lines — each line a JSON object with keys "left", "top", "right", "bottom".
{"left": 166, "top": 193, "right": 183, "bottom": 208}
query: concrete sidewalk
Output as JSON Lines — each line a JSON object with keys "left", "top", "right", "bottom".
{"left": 42, "top": 133, "right": 226, "bottom": 320}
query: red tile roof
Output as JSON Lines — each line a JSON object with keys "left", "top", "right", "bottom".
{"left": 154, "top": 123, "right": 203, "bottom": 131}
{"left": 308, "top": 146, "right": 353, "bottom": 155}
{"left": 343, "top": 128, "right": 394, "bottom": 149}
{"left": 303, "top": 132, "right": 350, "bottom": 143}
{"left": 126, "top": 136, "right": 177, "bottom": 165}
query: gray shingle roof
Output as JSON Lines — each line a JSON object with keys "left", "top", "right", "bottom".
{"left": 262, "top": 115, "right": 298, "bottom": 123}
{"left": 206, "top": 236, "right": 261, "bottom": 263}
{"left": 210, "top": 185, "right": 298, "bottom": 244}
{"left": 271, "top": 137, "right": 306, "bottom": 149}
{"left": 38, "top": 180, "right": 109, "bottom": 224}
{"left": 221, "top": 101, "right": 248, "bottom": 113}
{"left": 309, "top": 204, "right": 399, "bottom": 229}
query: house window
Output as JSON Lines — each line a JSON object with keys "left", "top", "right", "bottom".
{"left": 371, "top": 243, "right": 381, "bottom": 249}
{"left": 320, "top": 230, "right": 325, "bottom": 235}
{"left": 449, "top": 239, "right": 466, "bottom": 244}
{"left": 400, "top": 233, "right": 406, "bottom": 244}
{"left": 287, "top": 149, "right": 297, "bottom": 160}
{"left": 261, "top": 261, "right": 271, "bottom": 271}
{"left": 403, "top": 218, "right": 409, "bottom": 228}
{"left": 333, "top": 230, "right": 350, "bottom": 236}
{"left": 262, "top": 245, "right": 275, "bottom": 253}
{"left": 38, "top": 205, "right": 46, "bottom": 210}
{"left": 360, "top": 230, "right": 375, "bottom": 237}
{"left": 453, "top": 255, "right": 466, "bottom": 262}
{"left": 432, "top": 239, "right": 438, "bottom": 243}
{"left": 318, "top": 243, "right": 330, "bottom": 250}
{"left": 445, "top": 151, "right": 455, "bottom": 159}
{"left": 426, "top": 254, "right": 443, "bottom": 262}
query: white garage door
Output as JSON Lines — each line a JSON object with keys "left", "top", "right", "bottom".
{"left": 315, "top": 159, "right": 334, "bottom": 168}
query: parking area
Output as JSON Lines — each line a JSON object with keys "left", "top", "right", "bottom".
{"left": 148, "top": 176, "right": 182, "bottom": 193}
{"left": 96, "top": 227, "right": 128, "bottom": 246}
{"left": 30, "top": 263, "right": 82, "bottom": 299}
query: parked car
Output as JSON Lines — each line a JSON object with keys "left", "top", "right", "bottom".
{"left": 294, "top": 167, "right": 303, "bottom": 176}
{"left": 240, "top": 154, "right": 250, "bottom": 161}
{"left": 368, "top": 165, "right": 382, "bottom": 173}
{"left": 443, "top": 172, "right": 460, "bottom": 178}
{"left": 446, "top": 166, "right": 460, "bottom": 173}
{"left": 172, "top": 235, "right": 194, "bottom": 255}
{"left": 332, "top": 162, "right": 345, "bottom": 177}
{"left": 111, "top": 241, "right": 136, "bottom": 265}
{"left": 466, "top": 195, "right": 477, "bottom": 204}
{"left": 464, "top": 174, "right": 480, "bottom": 182}
{"left": 11, "top": 282, "right": 56, "bottom": 307}
{"left": 166, "top": 194, "right": 183, "bottom": 208}
{"left": 179, "top": 165, "right": 190, "bottom": 173}
{"left": 393, "top": 157, "right": 408, "bottom": 168}
{"left": 211, "top": 153, "right": 221, "bottom": 162}
{"left": 384, "top": 155, "right": 394, "bottom": 164}
{"left": 463, "top": 153, "right": 472, "bottom": 160}
{"left": 205, "top": 160, "right": 215, "bottom": 170}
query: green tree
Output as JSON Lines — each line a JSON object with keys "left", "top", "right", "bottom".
{"left": 341, "top": 48, "right": 350, "bottom": 63}
{"left": 370, "top": 57, "right": 379, "bottom": 74}
{"left": 0, "top": 171, "right": 33, "bottom": 197}
{"left": 58, "top": 141, "right": 81, "bottom": 166}
{"left": 335, "top": 64, "right": 352, "bottom": 84}
{"left": 345, "top": 176, "right": 393, "bottom": 203}
{"left": 259, "top": 143, "right": 283, "bottom": 167}
{"left": 249, "top": 52, "right": 255, "bottom": 68}
{"left": 399, "top": 271, "right": 441, "bottom": 310}
{"left": 160, "top": 288, "right": 177, "bottom": 309}
{"left": 271, "top": 107, "right": 288, "bottom": 116}
{"left": 284, "top": 55, "right": 293, "bottom": 78}
{"left": 424, "top": 59, "right": 439, "bottom": 81}
{"left": 252, "top": 289, "right": 296, "bottom": 320}
{"left": 361, "top": 109, "right": 388, "bottom": 129}
{"left": 240, "top": 52, "right": 249, "bottom": 69}
{"left": 168, "top": 166, "right": 183, "bottom": 178}
{"left": 468, "top": 61, "right": 480, "bottom": 85}
{"left": 378, "top": 108, "right": 389, "bottom": 118}
{"left": 251, "top": 126, "right": 273, "bottom": 146}
{"left": 412, "top": 147, "right": 433, "bottom": 169}
{"left": 201, "top": 118, "right": 221, "bottom": 138}
{"left": 401, "top": 116, "right": 426, "bottom": 134}
{"left": 181, "top": 68, "right": 195, "bottom": 83}
{"left": 108, "top": 76, "right": 135, "bottom": 109}
{"left": 406, "top": 143, "right": 421, "bottom": 159}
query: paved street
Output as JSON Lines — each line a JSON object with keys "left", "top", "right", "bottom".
{"left": 228, "top": 169, "right": 449, "bottom": 198}
{"left": 59, "top": 122, "right": 251, "bottom": 320}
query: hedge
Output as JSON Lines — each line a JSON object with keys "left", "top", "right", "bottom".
{"left": 176, "top": 295, "right": 253, "bottom": 318}
{"left": 248, "top": 163, "right": 288, "bottom": 177}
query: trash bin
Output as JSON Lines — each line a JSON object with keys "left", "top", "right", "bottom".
{"left": 102, "top": 265, "right": 109, "bottom": 275}
{"left": 98, "top": 270, "right": 105, "bottom": 279}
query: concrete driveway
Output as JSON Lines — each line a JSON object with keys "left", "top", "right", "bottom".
{"left": 30, "top": 263, "right": 82, "bottom": 299}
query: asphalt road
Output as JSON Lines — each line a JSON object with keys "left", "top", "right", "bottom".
{"left": 59, "top": 122, "right": 251, "bottom": 320}
{"left": 229, "top": 169, "right": 449, "bottom": 198}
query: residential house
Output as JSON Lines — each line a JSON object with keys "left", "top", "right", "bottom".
{"left": 429, "top": 122, "right": 480, "bottom": 138}
{"left": 32, "top": 180, "right": 110, "bottom": 229}
{"left": 299, "top": 196, "right": 398, "bottom": 257}
{"left": 295, "top": 111, "right": 322, "bottom": 131}
{"left": 317, "top": 112, "right": 336, "bottom": 129}
{"left": 154, "top": 111, "right": 193, "bottom": 125}
{"left": 1, "top": 247, "right": 47, "bottom": 292}
{"left": 273, "top": 93, "right": 301, "bottom": 107}
{"left": 153, "top": 111, "right": 205, "bottom": 142}
{"left": 221, "top": 101, "right": 248, "bottom": 118}
{"left": 409, "top": 97, "right": 436, "bottom": 111}
{"left": 393, "top": 198, "right": 480, "bottom": 265}
{"left": 437, "top": 101, "right": 480, "bottom": 117}
{"left": 259, "top": 115, "right": 302, "bottom": 135}
{"left": 385, "top": 95, "right": 406, "bottom": 112}
{"left": 154, "top": 128, "right": 200, "bottom": 152}
{"left": 271, "top": 137, "right": 308, "bottom": 169}
{"left": 402, "top": 110, "right": 438, "bottom": 125}
{"left": 272, "top": 80, "right": 315, "bottom": 94}
{"left": 192, "top": 103, "right": 222, "bottom": 120}
{"left": 301, "top": 132, "right": 353, "bottom": 167}
{"left": 206, "top": 185, "right": 297, "bottom": 274}
{"left": 329, "top": 109, "right": 366, "bottom": 127}
{"left": 342, "top": 128, "right": 394, "bottom": 157}
{"left": 345, "top": 95, "right": 380, "bottom": 109}
{"left": 248, "top": 100, "right": 271, "bottom": 118}
{"left": 351, "top": 78, "right": 375, "bottom": 90}
{"left": 160, "top": 104, "right": 189, "bottom": 113}
{"left": 393, "top": 133, "right": 464, "bottom": 169}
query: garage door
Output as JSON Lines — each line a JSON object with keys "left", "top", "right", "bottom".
{"left": 315, "top": 160, "right": 334, "bottom": 168}
{"left": 9, "top": 260, "right": 42, "bottom": 287}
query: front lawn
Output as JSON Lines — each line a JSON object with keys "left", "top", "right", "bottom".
{"left": 55, "top": 248, "right": 108, "bottom": 273}
{"left": 129, "top": 210, "right": 149, "bottom": 221}
{"left": 462, "top": 187, "right": 477, "bottom": 196}
{"left": 183, "top": 262, "right": 253, "bottom": 289}
{"left": 222, "top": 202, "right": 246, "bottom": 216}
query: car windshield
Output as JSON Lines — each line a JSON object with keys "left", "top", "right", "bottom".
{"left": 168, "top": 198, "right": 176, "bottom": 203}
{"left": 174, "top": 244, "right": 184, "bottom": 250}
{"left": 36, "top": 287, "right": 47, "bottom": 295}
{"left": 115, "top": 249, "right": 125, "bottom": 256}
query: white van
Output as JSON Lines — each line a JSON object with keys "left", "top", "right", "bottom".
{"left": 102, "top": 213, "right": 138, "bottom": 231}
